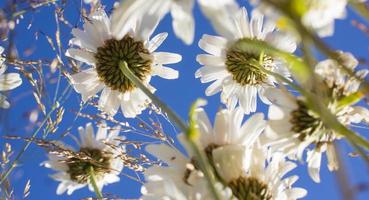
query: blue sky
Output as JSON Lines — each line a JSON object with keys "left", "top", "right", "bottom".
{"left": 1, "top": 0, "right": 369, "bottom": 199}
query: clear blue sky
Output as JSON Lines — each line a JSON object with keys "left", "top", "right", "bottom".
{"left": 1, "top": 0, "right": 369, "bottom": 199}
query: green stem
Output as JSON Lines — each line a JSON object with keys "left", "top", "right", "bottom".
{"left": 118, "top": 61, "right": 187, "bottom": 132}
{"left": 89, "top": 167, "right": 103, "bottom": 199}
{"left": 119, "top": 61, "right": 222, "bottom": 200}
{"left": 349, "top": 1, "right": 369, "bottom": 20}
{"left": 262, "top": 0, "right": 369, "bottom": 97}
{"left": 337, "top": 91, "right": 364, "bottom": 110}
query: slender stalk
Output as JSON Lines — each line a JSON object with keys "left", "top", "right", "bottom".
{"left": 349, "top": 0, "right": 369, "bottom": 20}
{"left": 0, "top": 106, "right": 57, "bottom": 184}
{"left": 118, "top": 61, "right": 187, "bottom": 132}
{"left": 89, "top": 167, "right": 103, "bottom": 199}
{"left": 119, "top": 61, "right": 222, "bottom": 200}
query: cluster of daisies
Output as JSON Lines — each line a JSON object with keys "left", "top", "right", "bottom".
{"left": 1, "top": 0, "right": 368, "bottom": 199}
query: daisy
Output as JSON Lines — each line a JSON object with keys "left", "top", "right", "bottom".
{"left": 142, "top": 107, "right": 307, "bottom": 199}
{"left": 141, "top": 144, "right": 224, "bottom": 199}
{"left": 112, "top": 0, "right": 239, "bottom": 45}
{"left": 66, "top": 7, "right": 181, "bottom": 118}
{"left": 251, "top": 0, "right": 347, "bottom": 37}
{"left": 196, "top": 7, "right": 296, "bottom": 114}
{"left": 0, "top": 46, "right": 22, "bottom": 109}
{"left": 265, "top": 52, "right": 369, "bottom": 183}
{"left": 42, "top": 122, "right": 124, "bottom": 195}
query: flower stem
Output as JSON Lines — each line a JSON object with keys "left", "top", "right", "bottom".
{"left": 119, "top": 61, "right": 223, "bottom": 200}
{"left": 262, "top": 0, "right": 369, "bottom": 97}
{"left": 349, "top": 0, "right": 369, "bottom": 20}
{"left": 89, "top": 167, "right": 103, "bottom": 199}
{"left": 118, "top": 61, "right": 187, "bottom": 132}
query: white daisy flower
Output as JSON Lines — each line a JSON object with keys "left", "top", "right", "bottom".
{"left": 0, "top": 46, "right": 22, "bottom": 109}
{"left": 195, "top": 7, "right": 296, "bottom": 114}
{"left": 66, "top": 8, "right": 181, "bottom": 118}
{"left": 141, "top": 144, "right": 222, "bottom": 200}
{"left": 142, "top": 107, "right": 307, "bottom": 199}
{"left": 265, "top": 52, "right": 369, "bottom": 183}
{"left": 113, "top": 0, "right": 239, "bottom": 45}
{"left": 251, "top": 0, "right": 348, "bottom": 37}
{"left": 42, "top": 122, "right": 124, "bottom": 195}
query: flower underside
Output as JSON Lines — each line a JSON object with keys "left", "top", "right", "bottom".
{"left": 95, "top": 35, "right": 152, "bottom": 93}
{"left": 228, "top": 176, "right": 272, "bottom": 200}
{"left": 67, "top": 148, "right": 112, "bottom": 184}
{"left": 225, "top": 42, "right": 273, "bottom": 86}
{"left": 183, "top": 144, "right": 272, "bottom": 199}
{"left": 290, "top": 100, "right": 325, "bottom": 141}
{"left": 325, "top": 81, "right": 347, "bottom": 100}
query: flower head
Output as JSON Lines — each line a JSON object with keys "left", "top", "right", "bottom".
{"left": 66, "top": 8, "right": 181, "bottom": 118}
{"left": 0, "top": 46, "right": 22, "bottom": 109}
{"left": 141, "top": 107, "right": 306, "bottom": 199}
{"left": 265, "top": 52, "right": 368, "bottom": 182}
{"left": 196, "top": 7, "right": 296, "bottom": 114}
{"left": 42, "top": 122, "right": 124, "bottom": 195}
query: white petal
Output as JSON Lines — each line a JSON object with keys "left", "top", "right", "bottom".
{"left": 205, "top": 79, "right": 223, "bottom": 96}
{"left": 250, "top": 9, "right": 264, "bottom": 38}
{"left": 56, "top": 182, "right": 69, "bottom": 195}
{"left": 212, "top": 145, "right": 245, "bottom": 182}
{"left": 152, "top": 66, "right": 179, "bottom": 79}
{"left": 234, "top": 7, "right": 251, "bottom": 38}
{"left": 98, "top": 88, "right": 121, "bottom": 116}
{"left": 285, "top": 188, "right": 308, "bottom": 199}
{"left": 70, "top": 68, "right": 98, "bottom": 84}
{"left": 66, "top": 183, "right": 85, "bottom": 195}
{"left": 307, "top": 150, "right": 322, "bottom": 183}
{"left": 0, "top": 64, "right": 7, "bottom": 75}
{"left": 71, "top": 28, "right": 98, "bottom": 52}
{"left": 196, "top": 54, "right": 225, "bottom": 66}
{"left": 148, "top": 32, "right": 168, "bottom": 52}
{"left": 171, "top": 0, "right": 195, "bottom": 45}
{"left": 96, "top": 122, "right": 108, "bottom": 140}
{"left": 0, "top": 73, "right": 22, "bottom": 91}
{"left": 198, "top": 35, "right": 226, "bottom": 56}
{"left": 327, "top": 143, "right": 339, "bottom": 171}
{"left": 73, "top": 81, "right": 104, "bottom": 102}
{"left": 264, "top": 88, "right": 297, "bottom": 109}
{"left": 110, "top": 0, "right": 168, "bottom": 40}
{"left": 153, "top": 52, "right": 182, "bottom": 64}
{"left": 214, "top": 109, "right": 229, "bottom": 145}
{"left": 239, "top": 113, "right": 265, "bottom": 145}
{"left": 104, "top": 174, "right": 120, "bottom": 184}
{"left": 195, "top": 66, "right": 228, "bottom": 83}
{"left": 135, "top": 1, "right": 170, "bottom": 41}
{"left": 198, "top": 0, "right": 239, "bottom": 39}
{"left": 65, "top": 48, "right": 96, "bottom": 65}
{"left": 145, "top": 144, "right": 187, "bottom": 168}
{"left": 265, "top": 31, "right": 297, "bottom": 53}
{"left": 0, "top": 94, "right": 10, "bottom": 109}
{"left": 80, "top": 122, "right": 96, "bottom": 148}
